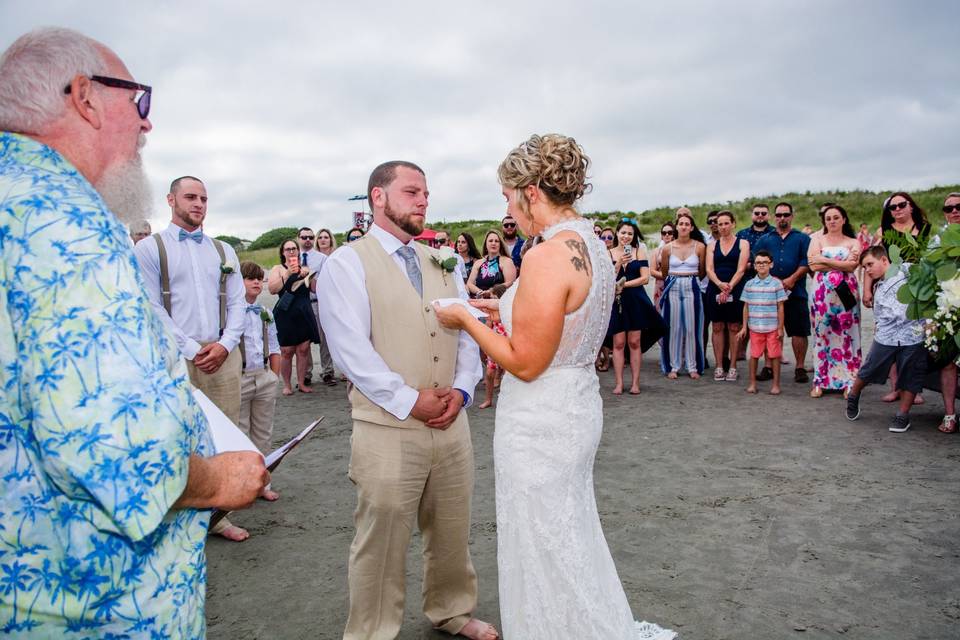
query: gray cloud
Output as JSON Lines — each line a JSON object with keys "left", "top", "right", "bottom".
{"left": 2, "top": 0, "right": 957, "bottom": 239}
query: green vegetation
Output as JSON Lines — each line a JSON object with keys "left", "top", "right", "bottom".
{"left": 214, "top": 235, "right": 246, "bottom": 250}
{"left": 246, "top": 227, "right": 299, "bottom": 251}
{"left": 238, "top": 185, "right": 959, "bottom": 265}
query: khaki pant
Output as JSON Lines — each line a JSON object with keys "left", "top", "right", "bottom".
{"left": 239, "top": 368, "right": 278, "bottom": 454}
{"left": 312, "top": 300, "right": 335, "bottom": 377}
{"left": 187, "top": 346, "right": 242, "bottom": 424}
{"left": 344, "top": 414, "right": 477, "bottom": 640}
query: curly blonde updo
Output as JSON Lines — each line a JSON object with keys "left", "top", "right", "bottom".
{"left": 498, "top": 134, "right": 592, "bottom": 210}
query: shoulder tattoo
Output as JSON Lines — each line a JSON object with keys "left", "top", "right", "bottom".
{"left": 564, "top": 239, "right": 592, "bottom": 274}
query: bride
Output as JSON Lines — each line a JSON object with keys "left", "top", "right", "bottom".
{"left": 434, "top": 134, "right": 676, "bottom": 639}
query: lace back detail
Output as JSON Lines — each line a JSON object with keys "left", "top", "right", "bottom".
{"left": 500, "top": 218, "right": 614, "bottom": 368}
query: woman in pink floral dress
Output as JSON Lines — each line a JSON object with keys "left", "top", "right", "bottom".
{"left": 808, "top": 204, "right": 862, "bottom": 397}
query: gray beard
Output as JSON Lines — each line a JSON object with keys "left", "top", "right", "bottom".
{"left": 96, "top": 137, "right": 153, "bottom": 227}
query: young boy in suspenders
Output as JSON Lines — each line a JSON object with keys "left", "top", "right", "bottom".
{"left": 239, "top": 261, "right": 281, "bottom": 500}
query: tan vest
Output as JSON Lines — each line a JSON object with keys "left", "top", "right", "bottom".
{"left": 349, "top": 235, "right": 462, "bottom": 428}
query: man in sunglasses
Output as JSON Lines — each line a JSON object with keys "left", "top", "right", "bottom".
{"left": 297, "top": 227, "right": 336, "bottom": 387}
{"left": 755, "top": 202, "right": 811, "bottom": 383}
{"left": 703, "top": 210, "right": 719, "bottom": 245}
{"left": 502, "top": 215, "right": 525, "bottom": 269}
{"left": 0, "top": 28, "right": 267, "bottom": 636}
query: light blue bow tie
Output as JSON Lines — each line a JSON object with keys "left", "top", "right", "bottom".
{"left": 178, "top": 228, "right": 203, "bottom": 243}
{"left": 246, "top": 304, "right": 262, "bottom": 313}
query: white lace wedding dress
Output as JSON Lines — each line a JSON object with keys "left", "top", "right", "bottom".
{"left": 495, "top": 218, "right": 676, "bottom": 639}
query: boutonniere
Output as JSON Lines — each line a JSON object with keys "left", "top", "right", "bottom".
{"left": 219, "top": 263, "right": 235, "bottom": 275}
{"left": 431, "top": 246, "right": 458, "bottom": 283}
{"left": 260, "top": 309, "right": 273, "bottom": 324}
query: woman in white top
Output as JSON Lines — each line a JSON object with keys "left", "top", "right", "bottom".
{"left": 658, "top": 212, "right": 707, "bottom": 378}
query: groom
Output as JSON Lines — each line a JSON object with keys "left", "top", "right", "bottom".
{"left": 316, "top": 161, "right": 497, "bottom": 640}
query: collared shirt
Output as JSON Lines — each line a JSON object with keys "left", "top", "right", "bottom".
{"left": 242, "top": 305, "right": 280, "bottom": 372}
{"left": 316, "top": 223, "right": 481, "bottom": 419}
{"left": 0, "top": 132, "right": 212, "bottom": 637}
{"left": 736, "top": 224, "right": 774, "bottom": 259}
{"left": 873, "top": 268, "right": 923, "bottom": 346}
{"left": 755, "top": 229, "right": 811, "bottom": 299}
{"left": 134, "top": 222, "right": 245, "bottom": 359}
{"left": 740, "top": 274, "right": 788, "bottom": 332}
{"left": 302, "top": 249, "right": 327, "bottom": 301}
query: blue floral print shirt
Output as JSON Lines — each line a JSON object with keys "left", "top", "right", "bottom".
{"left": 0, "top": 132, "right": 213, "bottom": 638}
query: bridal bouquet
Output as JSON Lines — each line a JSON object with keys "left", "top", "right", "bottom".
{"left": 889, "top": 223, "right": 960, "bottom": 364}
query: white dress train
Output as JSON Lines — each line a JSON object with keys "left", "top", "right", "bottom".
{"left": 494, "top": 218, "right": 677, "bottom": 639}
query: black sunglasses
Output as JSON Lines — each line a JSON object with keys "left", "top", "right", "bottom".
{"left": 661, "top": 230, "right": 675, "bottom": 235}
{"left": 752, "top": 211, "right": 769, "bottom": 216}
{"left": 502, "top": 222, "right": 517, "bottom": 228}
{"left": 706, "top": 219, "right": 718, "bottom": 225}
{"left": 944, "top": 204, "right": 960, "bottom": 214}
{"left": 299, "top": 235, "right": 314, "bottom": 240}
{"left": 774, "top": 213, "right": 792, "bottom": 218}
{"left": 600, "top": 234, "right": 614, "bottom": 239}
{"left": 65, "top": 75, "right": 152, "bottom": 119}
{"left": 888, "top": 201, "right": 909, "bottom": 211}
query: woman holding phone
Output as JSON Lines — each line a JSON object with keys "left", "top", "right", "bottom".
{"left": 268, "top": 239, "right": 321, "bottom": 395}
{"left": 606, "top": 220, "right": 665, "bottom": 394}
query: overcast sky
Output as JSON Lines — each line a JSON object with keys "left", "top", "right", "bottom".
{"left": 3, "top": 1, "right": 958, "bottom": 239}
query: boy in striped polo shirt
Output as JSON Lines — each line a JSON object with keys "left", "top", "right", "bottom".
{"left": 737, "top": 250, "right": 788, "bottom": 394}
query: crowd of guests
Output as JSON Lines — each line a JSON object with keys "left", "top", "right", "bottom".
{"left": 416, "top": 194, "right": 958, "bottom": 436}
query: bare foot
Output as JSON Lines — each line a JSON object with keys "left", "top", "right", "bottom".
{"left": 459, "top": 618, "right": 499, "bottom": 640}
{"left": 299, "top": 385, "right": 313, "bottom": 393}
{"left": 282, "top": 387, "right": 294, "bottom": 396}
{"left": 770, "top": 385, "right": 781, "bottom": 395}
{"left": 629, "top": 386, "right": 641, "bottom": 395}
{"left": 612, "top": 385, "right": 623, "bottom": 395}
{"left": 217, "top": 524, "right": 250, "bottom": 542}
{"left": 689, "top": 371, "right": 701, "bottom": 379}
{"left": 260, "top": 488, "right": 280, "bottom": 501}
{"left": 913, "top": 393, "right": 925, "bottom": 405}
{"left": 746, "top": 385, "right": 758, "bottom": 394}
{"left": 667, "top": 371, "right": 678, "bottom": 380}
{"left": 478, "top": 400, "right": 492, "bottom": 409}
{"left": 880, "top": 390, "right": 899, "bottom": 402}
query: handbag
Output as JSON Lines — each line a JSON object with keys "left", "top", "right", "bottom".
{"left": 835, "top": 279, "right": 857, "bottom": 311}
{"left": 275, "top": 291, "right": 295, "bottom": 312}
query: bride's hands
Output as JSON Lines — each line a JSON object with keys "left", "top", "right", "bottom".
{"left": 433, "top": 302, "right": 471, "bottom": 330}
{"left": 469, "top": 298, "right": 500, "bottom": 324}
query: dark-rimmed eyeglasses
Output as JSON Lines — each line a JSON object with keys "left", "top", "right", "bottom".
{"left": 944, "top": 204, "right": 960, "bottom": 214}
{"left": 64, "top": 75, "right": 152, "bottom": 119}
{"left": 774, "top": 213, "right": 792, "bottom": 218}
{"left": 888, "top": 201, "right": 909, "bottom": 211}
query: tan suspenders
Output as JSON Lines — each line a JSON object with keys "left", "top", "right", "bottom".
{"left": 152, "top": 233, "right": 228, "bottom": 335}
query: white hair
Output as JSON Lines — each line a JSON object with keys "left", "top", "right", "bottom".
{"left": 0, "top": 27, "right": 107, "bottom": 134}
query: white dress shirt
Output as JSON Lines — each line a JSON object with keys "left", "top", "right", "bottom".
{"left": 316, "top": 223, "right": 482, "bottom": 420}
{"left": 134, "top": 223, "right": 245, "bottom": 359}
{"left": 301, "top": 249, "right": 327, "bottom": 301}
{"left": 242, "top": 304, "right": 281, "bottom": 372}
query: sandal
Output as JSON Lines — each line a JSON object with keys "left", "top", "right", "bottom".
{"left": 725, "top": 368, "right": 738, "bottom": 382}
{"left": 713, "top": 367, "right": 726, "bottom": 381}
{"left": 939, "top": 415, "right": 958, "bottom": 434}
{"left": 810, "top": 386, "right": 822, "bottom": 398}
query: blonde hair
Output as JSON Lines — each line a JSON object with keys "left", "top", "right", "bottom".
{"left": 498, "top": 134, "right": 591, "bottom": 215}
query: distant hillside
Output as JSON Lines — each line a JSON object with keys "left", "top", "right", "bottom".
{"left": 240, "top": 184, "right": 958, "bottom": 265}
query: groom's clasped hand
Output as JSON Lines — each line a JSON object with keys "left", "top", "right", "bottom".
{"left": 410, "top": 386, "right": 464, "bottom": 430}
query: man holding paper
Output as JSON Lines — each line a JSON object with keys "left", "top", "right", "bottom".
{"left": 317, "top": 161, "right": 495, "bottom": 640}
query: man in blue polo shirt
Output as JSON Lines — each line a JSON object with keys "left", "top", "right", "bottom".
{"left": 755, "top": 201, "right": 811, "bottom": 383}
{"left": 736, "top": 202, "right": 774, "bottom": 265}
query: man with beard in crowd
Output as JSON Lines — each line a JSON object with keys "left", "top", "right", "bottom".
{"left": 501, "top": 214, "right": 525, "bottom": 269}
{"left": 0, "top": 27, "right": 268, "bottom": 637}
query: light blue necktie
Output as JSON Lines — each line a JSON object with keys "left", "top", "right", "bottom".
{"left": 178, "top": 228, "right": 203, "bottom": 244}
{"left": 246, "top": 304, "right": 262, "bottom": 313}
{"left": 396, "top": 246, "right": 422, "bottom": 297}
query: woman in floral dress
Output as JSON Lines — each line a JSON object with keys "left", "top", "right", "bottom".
{"left": 808, "top": 204, "right": 862, "bottom": 397}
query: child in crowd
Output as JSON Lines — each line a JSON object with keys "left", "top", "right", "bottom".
{"left": 737, "top": 250, "right": 787, "bottom": 394}
{"left": 239, "top": 261, "right": 281, "bottom": 499}
{"left": 845, "top": 246, "right": 926, "bottom": 433}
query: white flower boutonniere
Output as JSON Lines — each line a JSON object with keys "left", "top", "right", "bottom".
{"left": 431, "top": 246, "right": 458, "bottom": 284}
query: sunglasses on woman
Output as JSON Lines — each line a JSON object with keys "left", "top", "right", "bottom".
{"left": 600, "top": 234, "right": 614, "bottom": 240}
{"left": 661, "top": 230, "right": 675, "bottom": 236}
{"left": 887, "top": 201, "right": 909, "bottom": 211}
{"left": 943, "top": 204, "right": 960, "bottom": 214}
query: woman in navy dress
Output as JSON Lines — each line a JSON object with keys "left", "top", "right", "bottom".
{"left": 607, "top": 220, "right": 667, "bottom": 395}
{"left": 704, "top": 210, "right": 749, "bottom": 381}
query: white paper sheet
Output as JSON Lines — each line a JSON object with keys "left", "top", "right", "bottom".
{"left": 433, "top": 297, "right": 488, "bottom": 320}
{"left": 193, "top": 389, "right": 260, "bottom": 456}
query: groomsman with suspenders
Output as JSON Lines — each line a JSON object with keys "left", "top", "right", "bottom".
{"left": 134, "top": 175, "right": 249, "bottom": 540}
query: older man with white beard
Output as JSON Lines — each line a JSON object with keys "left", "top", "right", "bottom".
{"left": 0, "top": 27, "right": 268, "bottom": 637}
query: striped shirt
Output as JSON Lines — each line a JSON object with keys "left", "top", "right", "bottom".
{"left": 740, "top": 275, "right": 788, "bottom": 332}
